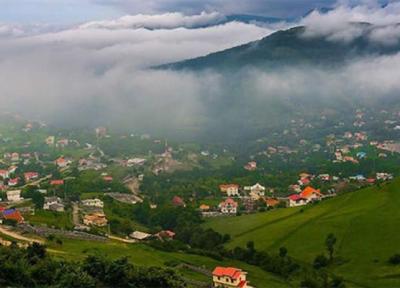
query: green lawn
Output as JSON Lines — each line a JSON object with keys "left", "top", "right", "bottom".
{"left": 48, "top": 239, "right": 287, "bottom": 288}
{"left": 25, "top": 209, "right": 73, "bottom": 230}
{"left": 204, "top": 179, "right": 400, "bottom": 287}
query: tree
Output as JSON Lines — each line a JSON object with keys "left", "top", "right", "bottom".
{"left": 325, "top": 233, "right": 337, "bottom": 261}
{"left": 313, "top": 254, "right": 329, "bottom": 269}
{"left": 279, "top": 247, "right": 288, "bottom": 258}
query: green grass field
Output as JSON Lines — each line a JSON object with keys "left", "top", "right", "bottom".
{"left": 47, "top": 239, "right": 287, "bottom": 288}
{"left": 204, "top": 179, "right": 400, "bottom": 287}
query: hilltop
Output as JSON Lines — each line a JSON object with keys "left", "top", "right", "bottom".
{"left": 161, "top": 24, "right": 400, "bottom": 71}
{"left": 204, "top": 178, "right": 400, "bottom": 287}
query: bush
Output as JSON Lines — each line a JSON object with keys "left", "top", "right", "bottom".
{"left": 389, "top": 254, "right": 400, "bottom": 265}
{"left": 313, "top": 254, "right": 329, "bottom": 269}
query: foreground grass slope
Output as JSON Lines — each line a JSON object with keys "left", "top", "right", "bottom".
{"left": 205, "top": 179, "right": 400, "bottom": 287}
{"left": 46, "top": 239, "right": 287, "bottom": 288}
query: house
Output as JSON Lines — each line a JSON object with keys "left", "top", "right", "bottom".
{"left": 129, "top": 230, "right": 152, "bottom": 241}
{"left": 126, "top": 158, "right": 146, "bottom": 167}
{"left": 219, "top": 184, "right": 240, "bottom": 197}
{"left": 300, "top": 186, "right": 322, "bottom": 201}
{"left": 199, "top": 204, "right": 210, "bottom": 211}
{"left": 50, "top": 179, "right": 64, "bottom": 186}
{"left": 8, "top": 166, "right": 17, "bottom": 174}
{"left": 43, "top": 197, "right": 65, "bottom": 212}
{"left": 244, "top": 161, "right": 257, "bottom": 171}
{"left": 6, "top": 190, "right": 22, "bottom": 202}
{"left": 11, "top": 152, "right": 19, "bottom": 162}
{"left": 103, "top": 176, "right": 113, "bottom": 182}
{"left": 318, "top": 174, "right": 330, "bottom": 181}
{"left": 8, "top": 178, "right": 18, "bottom": 187}
{"left": 172, "top": 196, "right": 186, "bottom": 207}
{"left": 219, "top": 198, "right": 238, "bottom": 214}
{"left": 287, "top": 194, "right": 308, "bottom": 207}
{"left": 2, "top": 209, "right": 24, "bottom": 223}
{"left": 24, "top": 172, "right": 39, "bottom": 182}
{"left": 0, "top": 170, "right": 9, "bottom": 179}
{"left": 244, "top": 183, "right": 265, "bottom": 200}
{"left": 298, "top": 177, "right": 311, "bottom": 186}
{"left": 212, "top": 267, "right": 249, "bottom": 288}
{"left": 376, "top": 172, "right": 393, "bottom": 181}
{"left": 265, "top": 198, "right": 280, "bottom": 208}
{"left": 45, "top": 136, "right": 55, "bottom": 146}
{"left": 157, "top": 230, "right": 175, "bottom": 240}
{"left": 83, "top": 213, "right": 107, "bottom": 227}
{"left": 356, "top": 152, "right": 367, "bottom": 159}
{"left": 81, "top": 198, "right": 104, "bottom": 208}
{"left": 55, "top": 157, "right": 70, "bottom": 168}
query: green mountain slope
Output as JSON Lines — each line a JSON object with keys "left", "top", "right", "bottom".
{"left": 162, "top": 24, "right": 400, "bottom": 71}
{"left": 204, "top": 179, "right": 400, "bottom": 287}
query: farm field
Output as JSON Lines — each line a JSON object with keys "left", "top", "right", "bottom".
{"left": 204, "top": 179, "right": 400, "bottom": 287}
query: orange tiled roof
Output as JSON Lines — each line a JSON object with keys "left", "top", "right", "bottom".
{"left": 213, "top": 267, "right": 242, "bottom": 280}
{"left": 300, "top": 186, "right": 321, "bottom": 199}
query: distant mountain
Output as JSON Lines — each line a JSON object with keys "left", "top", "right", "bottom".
{"left": 225, "top": 14, "right": 285, "bottom": 24}
{"left": 160, "top": 24, "right": 400, "bottom": 71}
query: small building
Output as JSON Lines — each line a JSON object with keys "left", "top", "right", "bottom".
{"left": 55, "top": 157, "right": 70, "bottom": 168}
{"left": 2, "top": 209, "right": 24, "bottom": 223}
{"left": 172, "top": 196, "right": 186, "bottom": 207}
{"left": 299, "top": 186, "right": 322, "bottom": 201}
{"left": 6, "top": 190, "right": 22, "bottom": 202}
{"left": 199, "top": 204, "right": 210, "bottom": 211}
{"left": 212, "top": 267, "right": 249, "bottom": 288}
{"left": 11, "top": 152, "right": 19, "bottom": 162}
{"left": 0, "top": 170, "right": 9, "bottom": 179}
{"left": 244, "top": 161, "right": 257, "bottom": 171}
{"left": 24, "top": 172, "right": 39, "bottom": 182}
{"left": 129, "top": 230, "right": 152, "bottom": 241}
{"left": 83, "top": 213, "right": 108, "bottom": 227}
{"left": 219, "top": 198, "right": 238, "bottom": 214}
{"left": 43, "top": 197, "right": 65, "bottom": 212}
{"left": 157, "top": 230, "right": 175, "bottom": 240}
{"left": 50, "top": 179, "right": 64, "bottom": 186}
{"left": 103, "top": 176, "right": 113, "bottom": 182}
{"left": 244, "top": 183, "right": 265, "bottom": 200}
{"left": 288, "top": 194, "right": 308, "bottom": 207}
{"left": 265, "top": 198, "right": 280, "bottom": 208}
{"left": 81, "top": 198, "right": 104, "bottom": 208}
{"left": 8, "top": 178, "right": 19, "bottom": 187}
{"left": 219, "top": 184, "right": 240, "bottom": 197}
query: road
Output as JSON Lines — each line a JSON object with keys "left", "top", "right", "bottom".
{"left": 0, "top": 225, "right": 43, "bottom": 244}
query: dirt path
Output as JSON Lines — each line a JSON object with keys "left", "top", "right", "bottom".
{"left": 0, "top": 225, "right": 43, "bottom": 244}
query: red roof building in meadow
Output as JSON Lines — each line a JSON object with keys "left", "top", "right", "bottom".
{"left": 212, "top": 267, "right": 249, "bottom": 288}
{"left": 50, "top": 179, "right": 64, "bottom": 186}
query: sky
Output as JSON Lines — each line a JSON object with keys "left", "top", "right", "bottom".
{"left": 0, "top": 0, "right": 399, "bottom": 136}
{"left": 0, "top": 0, "right": 389, "bottom": 24}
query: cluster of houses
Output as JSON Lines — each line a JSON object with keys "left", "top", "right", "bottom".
{"left": 81, "top": 198, "right": 108, "bottom": 227}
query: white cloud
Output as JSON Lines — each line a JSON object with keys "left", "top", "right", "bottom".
{"left": 79, "top": 11, "right": 226, "bottom": 30}
{"left": 301, "top": 2, "right": 400, "bottom": 43}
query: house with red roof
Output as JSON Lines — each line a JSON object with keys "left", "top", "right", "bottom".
{"left": 219, "top": 184, "right": 240, "bottom": 197}
{"left": 55, "top": 157, "right": 70, "bottom": 168}
{"left": 103, "top": 176, "right": 113, "bottom": 182}
{"left": 172, "top": 196, "right": 186, "bottom": 207}
{"left": 212, "top": 266, "right": 249, "bottom": 288}
{"left": 0, "top": 169, "right": 9, "bottom": 179}
{"left": 8, "top": 178, "right": 19, "bottom": 187}
{"left": 24, "top": 172, "right": 39, "bottom": 182}
{"left": 244, "top": 161, "right": 257, "bottom": 171}
{"left": 50, "top": 179, "right": 64, "bottom": 186}
{"left": 287, "top": 194, "right": 308, "bottom": 207}
{"left": 2, "top": 209, "right": 24, "bottom": 223}
{"left": 219, "top": 198, "right": 238, "bottom": 214}
{"left": 300, "top": 186, "right": 322, "bottom": 201}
